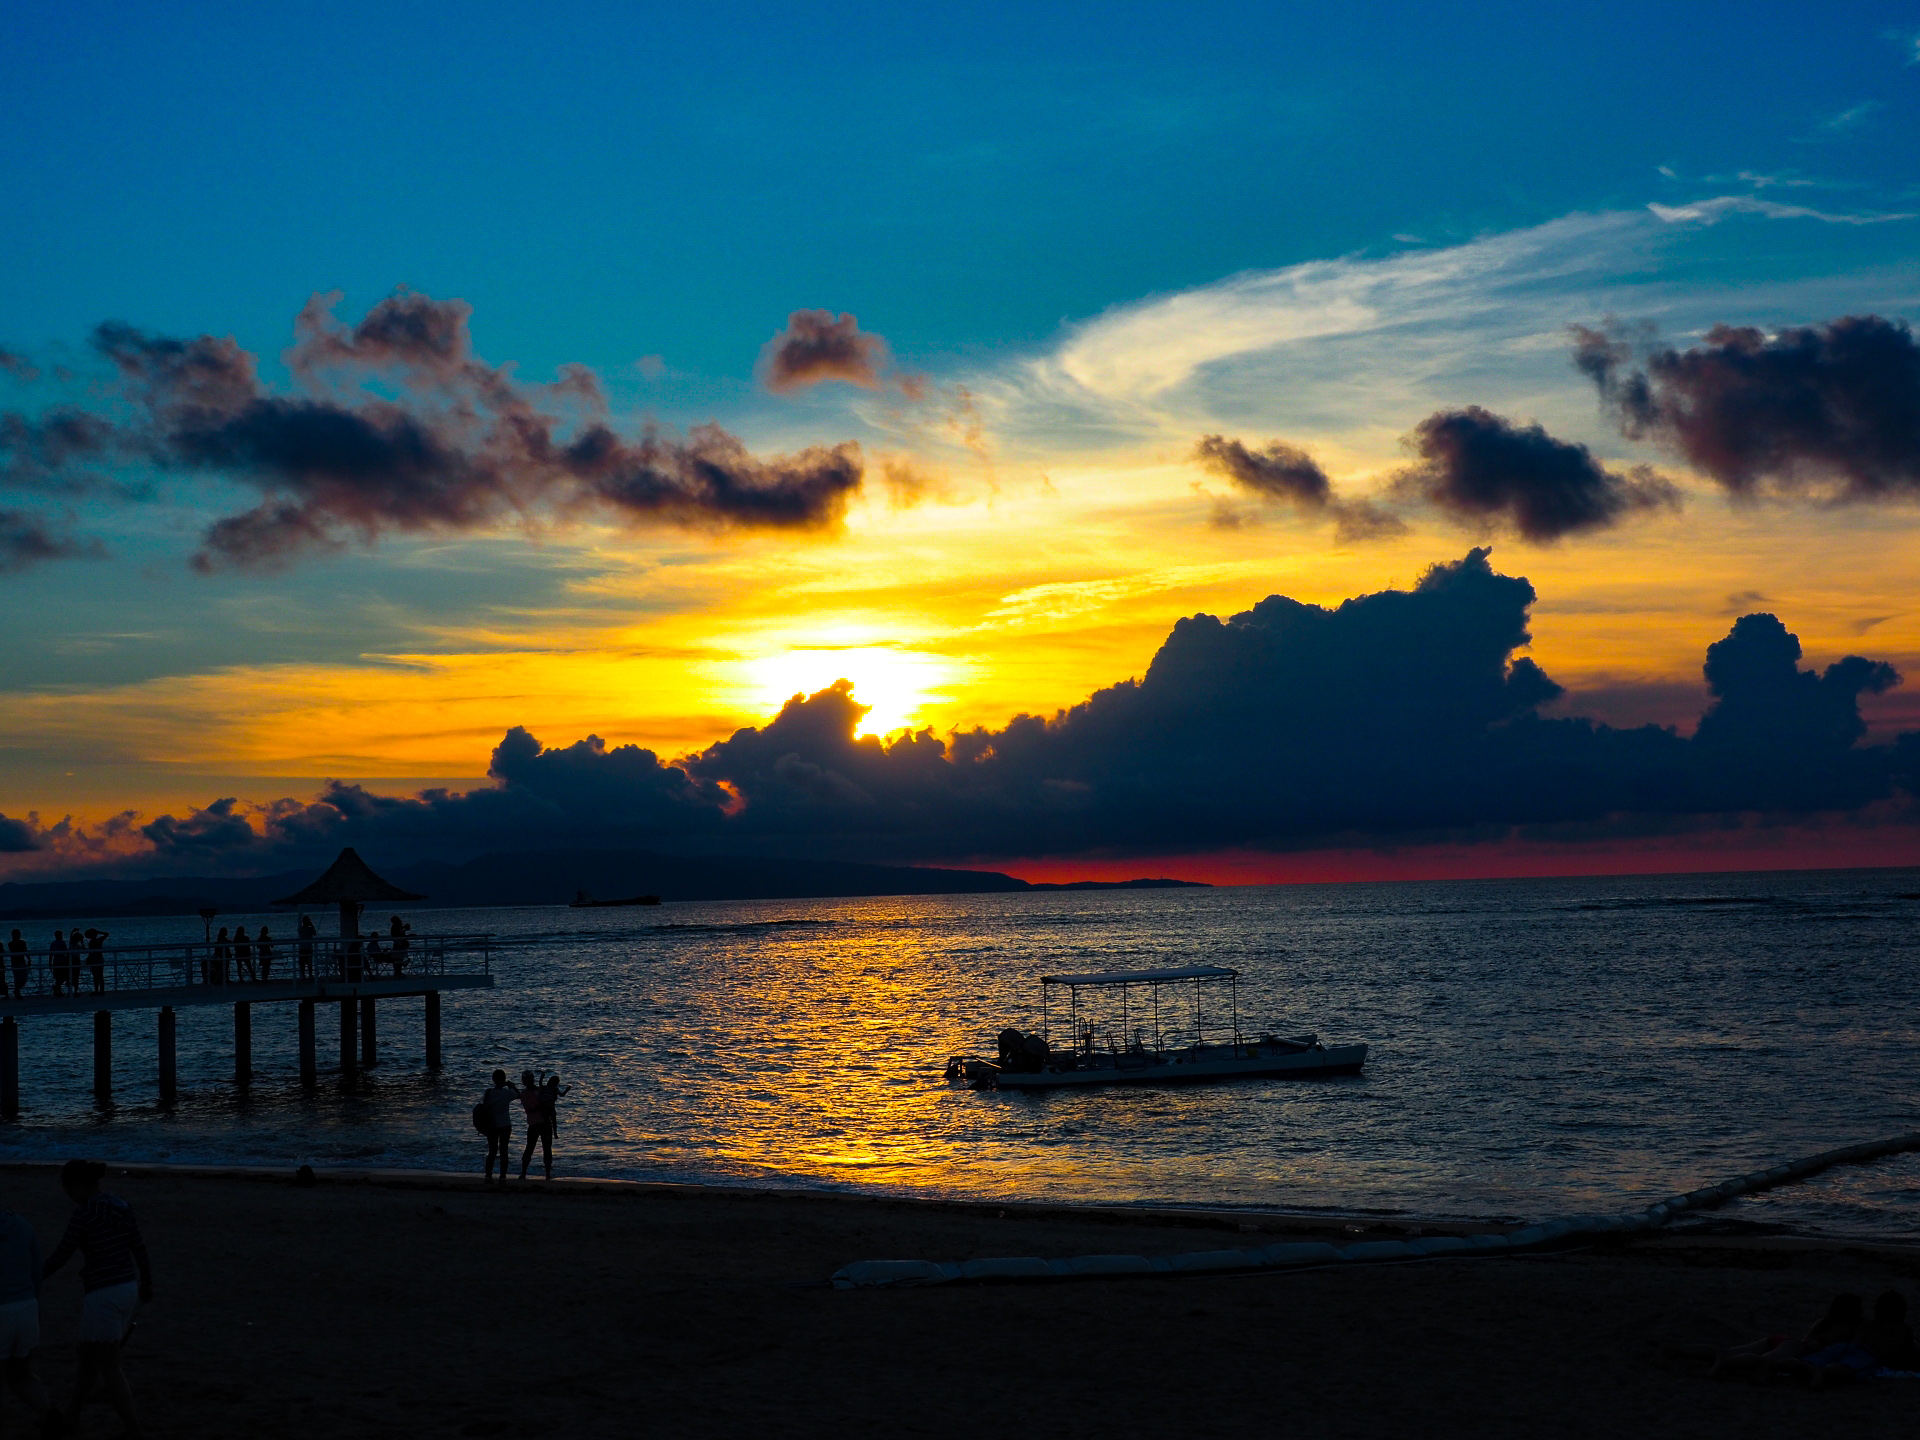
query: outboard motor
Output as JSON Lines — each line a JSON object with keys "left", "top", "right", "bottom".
{"left": 997, "top": 1027, "right": 1025, "bottom": 1067}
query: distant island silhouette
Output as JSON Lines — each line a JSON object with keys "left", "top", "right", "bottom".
{"left": 0, "top": 847, "right": 1208, "bottom": 921}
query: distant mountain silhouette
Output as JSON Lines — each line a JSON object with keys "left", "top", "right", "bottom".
{"left": 0, "top": 848, "right": 1207, "bottom": 921}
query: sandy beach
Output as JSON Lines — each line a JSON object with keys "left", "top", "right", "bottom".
{"left": 1, "top": 1164, "right": 1916, "bottom": 1438}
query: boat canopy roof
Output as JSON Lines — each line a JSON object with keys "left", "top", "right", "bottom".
{"left": 1041, "top": 965, "right": 1238, "bottom": 987}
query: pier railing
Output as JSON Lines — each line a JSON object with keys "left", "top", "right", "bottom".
{"left": 0, "top": 933, "right": 491, "bottom": 1000}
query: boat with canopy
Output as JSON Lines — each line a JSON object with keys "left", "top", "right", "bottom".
{"left": 946, "top": 965, "right": 1366, "bottom": 1089}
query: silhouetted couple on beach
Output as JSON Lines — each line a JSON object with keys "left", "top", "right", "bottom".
{"left": 478, "top": 1069, "right": 570, "bottom": 1182}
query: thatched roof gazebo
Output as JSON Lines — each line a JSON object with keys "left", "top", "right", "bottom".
{"left": 272, "top": 847, "right": 425, "bottom": 938}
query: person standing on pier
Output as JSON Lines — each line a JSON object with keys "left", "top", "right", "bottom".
{"left": 297, "top": 915, "right": 316, "bottom": 979}
{"left": 0, "top": 1201, "right": 57, "bottom": 1432}
{"left": 84, "top": 928, "right": 108, "bottom": 995}
{"left": 256, "top": 925, "right": 275, "bottom": 982}
{"left": 47, "top": 930, "right": 68, "bottom": 997}
{"left": 481, "top": 1070, "right": 518, "bottom": 1183}
{"left": 42, "top": 1159, "right": 151, "bottom": 1439}
{"left": 5, "top": 930, "right": 26, "bottom": 998}
{"left": 233, "top": 925, "right": 253, "bottom": 982}
{"left": 212, "top": 927, "right": 230, "bottom": 985}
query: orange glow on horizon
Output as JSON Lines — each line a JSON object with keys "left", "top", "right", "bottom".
{"left": 999, "top": 824, "right": 1920, "bottom": 888}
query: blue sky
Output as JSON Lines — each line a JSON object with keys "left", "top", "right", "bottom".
{"left": 2, "top": 0, "right": 1920, "bottom": 879}
{"left": 5, "top": 0, "right": 1915, "bottom": 391}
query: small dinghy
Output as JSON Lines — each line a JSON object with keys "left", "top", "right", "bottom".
{"left": 945, "top": 964, "right": 1366, "bottom": 1090}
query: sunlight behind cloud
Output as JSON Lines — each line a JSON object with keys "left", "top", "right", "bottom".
{"left": 734, "top": 645, "right": 966, "bottom": 738}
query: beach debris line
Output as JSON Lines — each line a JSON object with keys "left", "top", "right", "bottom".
{"left": 829, "top": 1131, "right": 1920, "bottom": 1289}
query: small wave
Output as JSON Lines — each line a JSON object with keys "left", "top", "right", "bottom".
{"left": 650, "top": 919, "right": 837, "bottom": 934}
{"left": 1562, "top": 895, "right": 1778, "bottom": 912}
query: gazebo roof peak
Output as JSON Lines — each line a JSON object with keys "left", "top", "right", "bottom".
{"left": 271, "top": 847, "right": 426, "bottom": 907}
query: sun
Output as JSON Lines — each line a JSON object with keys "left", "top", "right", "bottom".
{"left": 740, "top": 646, "right": 961, "bottom": 738}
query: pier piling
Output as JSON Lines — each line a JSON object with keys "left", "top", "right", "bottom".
{"left": 158, "top": 1007, "right": 176, "bottom": 1102}
{"left": 360, "top": 997, "right": 377, "bottom": 1069}
{"left": 1, "top": 1018, "right": 17, "bottom": 1117}
{"left": 234, "top": 1001, "right": 252, "bottom": 1084}
{"left": 424, "top": 991, "right": 441, "bottom": 1069}
{"left": 298, "top": 1000, "right": 316, "bottom": 1087}
{"left": 92, "top": 1010, "right": 111, "bottom": 1102}
{"left": 339, "top": 999, "right": 357, "bottom": 1079}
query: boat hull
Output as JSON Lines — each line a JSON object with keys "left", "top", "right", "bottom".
{"left": 991, "top": 1042, "right": 1367, "bottom": 1089}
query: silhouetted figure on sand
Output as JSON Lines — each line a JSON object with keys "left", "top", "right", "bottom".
{"left": 5, "top": 930, "right": 26, "bottom": 999}
{"left": 0, "top": 1200, "right": 57, "bottom": 1432}
{"left": 480, "top": 1070, "right": 519, "bottom": 1183}
{"left": 1792, "top": 1289, "right": 1918, "bottom": 1388}
{"left": 1696, "top": 1291, "right": 1862, "bottom": 1380}
{"left": 43, "top": 1159, "right": 150, "bottom": 1439}
{"left": 518, "top": 1071, "right": 554, "bottom": 1180}
{"left": 84, "top": 928, "right": 107, "bottom": 995}
{"left": 255, "top": 925, "right": 275, "bottom": 982}
{"left": 47, "top": 930, "right": 68, "bottom": 996}
{"left": 297, "top": 915, "right": 316, "bottom": 979}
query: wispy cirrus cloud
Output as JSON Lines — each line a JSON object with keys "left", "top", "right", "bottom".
{"left": 1648, "top": 195, "right": 1913, "bottom": 226}
{"left": 1814, "top": 100, "right": 1881, "bottom": 134}
{"left": 966, "top": 199, "right": 1918, "bottom": 467}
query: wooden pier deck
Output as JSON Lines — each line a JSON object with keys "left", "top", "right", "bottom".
{"left": 0, "top": 933, "right": 493, "bottom": 1111}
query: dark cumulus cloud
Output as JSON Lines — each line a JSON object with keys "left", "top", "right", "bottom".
{"left": 0, "top": 409, "right": 117, "bottom": 490}
{"left": 760, "top": 310, "right": 891, "bottom": 393}
{"left": 2, "top": 292, "right": 869, "bottom": 572}
{"left": 1573, "top": 314, "right": 1920, "bottom": 499}
{"left": 0, "top": 507, "right": 100, "bottom": 574}
{"left": 1396, "top": 406, "right": 1678, "bottom": 541}
{"left": 1194, "top": 434, "right": 1405, "bottom": 541}
{"left": 21, "top": 549, "right": 1916, "bottom": 878}
{"left": 1194, "top": 435, "right": 1331, "bottom": 506}
{"left": 759, "top": 309, "right": 927, "bottom": 400}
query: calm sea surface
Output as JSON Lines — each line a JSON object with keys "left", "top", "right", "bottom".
{"left": 5, "top": 868, "right": 1920, "bottom": 1237}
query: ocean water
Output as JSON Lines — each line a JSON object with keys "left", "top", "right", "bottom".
{"left": 4, "top": 867, "right": 1920, "bottom": 1237}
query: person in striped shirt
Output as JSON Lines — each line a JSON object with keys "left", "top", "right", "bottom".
{"left": 42, "top": 1159, "right": 151, "bottom": 1438}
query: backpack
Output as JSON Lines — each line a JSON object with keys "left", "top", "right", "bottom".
{"left": 471, "top": 1101, "right": 493, "bottom": 1135}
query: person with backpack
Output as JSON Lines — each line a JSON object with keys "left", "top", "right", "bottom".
{"left": 476, "top": 1071, "right": 519, "bottom": 1183}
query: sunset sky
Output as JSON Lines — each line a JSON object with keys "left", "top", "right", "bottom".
{"left": 3, "top": 1, "right": 1919, "bottom": 882}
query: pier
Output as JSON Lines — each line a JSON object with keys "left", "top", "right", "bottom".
{"left": 0, "top": 847, "right": 493, "bottom": 1113}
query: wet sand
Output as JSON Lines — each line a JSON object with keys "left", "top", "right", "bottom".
{"left": 4, "top": 1164, "right": 1918, "bottom": 1439}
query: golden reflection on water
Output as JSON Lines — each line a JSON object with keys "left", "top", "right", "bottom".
{"left": 8, "top": 875, "right": 1920, "bottom": 1232}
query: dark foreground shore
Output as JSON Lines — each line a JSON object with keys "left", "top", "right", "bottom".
{"left": 3, "top": 1165, "right": 1918, "bottom": 1439}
